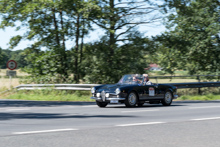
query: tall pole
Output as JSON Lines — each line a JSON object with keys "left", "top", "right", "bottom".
{"left": 10, "top": 75, "right": 12, "bottom": 90}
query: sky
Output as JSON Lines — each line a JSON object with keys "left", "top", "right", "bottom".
{"left": 0, "top": 23, "right": 166, "bottom": 51}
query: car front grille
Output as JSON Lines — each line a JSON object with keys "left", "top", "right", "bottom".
{"left": 101, "top": 90, "right": 105, "bottom": 101}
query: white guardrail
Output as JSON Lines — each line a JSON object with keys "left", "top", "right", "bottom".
{"left": 15, "top": 84, "right": 101, "bottom": 91}
{"left": 15, "top": 82, "right": 220, "bottom": 91}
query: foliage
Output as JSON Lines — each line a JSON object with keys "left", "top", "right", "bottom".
{"left": 0, "top": 49, "right": 28, "bottom": 68}
{"left": 154, "top": 0, "right": 220, "bottom": 75}
{"left": 87, "top": 0, "right": 162, "bottom": 82}
{"left": 0, "top": 0, "right": 97, "bottom": 83}
{"left": 1, "top": 0, "right": 219, "bottom": 85}
{"left": 82, "top": 32, "right": 155, "bottom": 83}
{"left": 22, "top": 50, "right": 69, "bottom": 83}
{"left": 0, "top": 47, "right": 6, "bottom": 67}
{"left": 90, "top": 0, "right": 162, "bottom": 43}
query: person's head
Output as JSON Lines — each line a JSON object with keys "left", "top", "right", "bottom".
{"left": 133, "top": 76, "right": 137, "bottom": 81}
{"left": 143, "top": 74, "right": 149, "bottom": 81}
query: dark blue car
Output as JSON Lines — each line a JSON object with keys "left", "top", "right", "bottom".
{"left": 91, "top": 74, "right": 178, "bottom": 107}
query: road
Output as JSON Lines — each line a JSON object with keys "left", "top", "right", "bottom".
{"left": 0, "top": 99, "right": 220, "bottom": 147}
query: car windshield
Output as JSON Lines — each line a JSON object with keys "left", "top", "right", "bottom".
{"left": 118, "top": 74, "right": 144, "bottom": 85}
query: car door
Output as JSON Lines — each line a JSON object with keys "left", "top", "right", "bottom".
{"left": 134, "top": 85, "right": 146, "bottom": 100}
{"left": 147, "top": 84, "right": 164, "bottom": 99}
{"left": 137, "top": 85, "right": 153, "bottom": 100}
{"left": 140, "top": 85, "right": 163, "bottom": 100}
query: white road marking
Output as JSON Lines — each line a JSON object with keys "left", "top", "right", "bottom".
{"left": 188, "top": 106, "right": 220, "bottom": 109}
{"left": 121, "top": 109, "right": 159, "bottom": 113}
{"left": 12, "top": 128, "right": 78, "bottom": 135}
{"left": 191, "top": 117, "right": 220, "bottom": 121}
{"left": 116, "top": 122, "right": 165, "bottom": 127}
{"left": 82, "top": 105, "right": 97, "bottom": 108}
{"left": 0, "top": 108, "right": 30, "bottom": 112}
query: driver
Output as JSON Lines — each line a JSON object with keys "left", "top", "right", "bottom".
{"left": 132, "top": 75, "right": 141, "bottom": 84}
{"left": 142, "top": 74, "right": 152, "bottom": 85}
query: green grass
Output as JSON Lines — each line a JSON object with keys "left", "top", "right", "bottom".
{"left": 2, "top": 90, "right": 93, "bottom": 102}
{"left": 0, "top": 87, "right": 7, "bottom": 93}
{"left": 5, "top": 92, "right": 220, "bottom": 101}
{"left": 179, "top": 94, "right": 220, "bottom": 101}
{"left": 1, "top": 87, "right": 220, "bottom": 102}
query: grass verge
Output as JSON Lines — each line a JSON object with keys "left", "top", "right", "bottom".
{"left": 1, "top": 89, "right": 220, "bottom": 102}
{"left": 179, "top": 94, "right": 220, "bottom": 101}
{"left": 1, "top": 90, "right": 93, "bottom": 102}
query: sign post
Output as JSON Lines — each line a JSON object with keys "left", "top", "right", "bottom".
{"left": 7, "top": 60, "right": 17, "bottom": 90}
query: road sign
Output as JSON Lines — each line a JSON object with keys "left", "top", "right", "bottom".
{"left": 7, "top": 70, "right": 17, "bottom": 76}
{"left": 7, "top": 60, "right": 17, "bottom": 70}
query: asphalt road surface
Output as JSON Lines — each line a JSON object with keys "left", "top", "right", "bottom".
{"left": 1, "top": 99, "right": 220, "bottom": 147}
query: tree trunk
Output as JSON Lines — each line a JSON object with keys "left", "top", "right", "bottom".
{"left": 52, "top": 8, "right": 60, "bottom": 47}
{"left": 60, "top": 10, "right": 68, "bottom": 81}
{"left": 109, "top": 0, "right": 115, "bottom": 66}
{"left": 80, "top": 17, "right": 85, "bottom": 64}
{"left": 74, "top": 13, "right": 80, "bottom": 83}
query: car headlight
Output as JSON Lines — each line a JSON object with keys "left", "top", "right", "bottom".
{"left": 105, "top": 93, "right": 110, "bottom": 98}
{"left": 91, "top": 87, "right": 96, "bottom": 93}
{"left": 115, "top": 88, "right": 121, "bottom": 95}
{"left": 97, "top": 93, "right": 101, "bottom": 97}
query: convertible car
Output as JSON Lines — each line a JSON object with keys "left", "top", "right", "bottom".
{"left": 91, "top": 74, "right": 178, "bottom": 107}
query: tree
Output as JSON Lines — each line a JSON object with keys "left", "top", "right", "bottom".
{"left": 0, "top": 49, "right": 28, "bottom": 68}
{"left": 82, "top": 31, "right": 155, "bottom": 83}
{"left": 155, "top": 0, "right": 220, "bottom": 74}
{"left": 0, "top": 0, "right": 163, "bottom": 83}
{"left": 0, "top": 0, "right": 96, "bottom": 83}
{"left": 86, "top": 0, "right": 162, "bottom": 81}
{"left": 0, "top": 47, "right": 3, "bottom": 66}
{"left": 0, "top": 47, "right": 8, "bottom": 68}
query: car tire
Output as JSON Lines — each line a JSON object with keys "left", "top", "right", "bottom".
{"left": 161, "top": 91, "right": 173, "bottom": 106}
{"left": 125, "top": 92, "right": 137, "bottom": 107}
{"left": 96, "top": 101, "right": 108, "bottom": 107}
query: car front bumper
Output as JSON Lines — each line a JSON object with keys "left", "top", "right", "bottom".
{"left": 173, "top": 95, "right": 178, "bottom": 99}
{"left": 91, "top": 97, "right": 126, "bottom": 101}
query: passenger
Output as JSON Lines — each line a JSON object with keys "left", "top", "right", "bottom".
{"left": 132, "top": 75, "right": 141, "bottom": 84}
{"left": 142, "top": 74, "right": 152, "bottom": 85}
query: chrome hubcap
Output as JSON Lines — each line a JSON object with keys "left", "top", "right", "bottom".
{"left": 165, "top": 92, "right": 172, "bottom": 103}
{"left": 128, "top": 93, "right": 136, "bottom": 105}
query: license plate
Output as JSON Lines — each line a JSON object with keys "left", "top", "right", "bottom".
{"left": 149, "top": 87, "right": 155, "bottom": 96}
{"left": 110, "top": 100, "right": 118, "bottom": 103}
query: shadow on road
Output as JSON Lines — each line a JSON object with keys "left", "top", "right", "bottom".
{"left": 106, "top": 100, "right": 220, "bottom": 108}
{"left": 106, "top": 104, "right": 185, "bottom": 108}
{"left": 0, "top": 100, "right": 95, "bottom": 107}
{"left": 173, "top": 100, "right": 220, "bottom": 103}
{"left": 1, "top": 99, "right": 220, "bottom": 108}
{"left": 0, "top": 112, "right": 135, "bottom": 121}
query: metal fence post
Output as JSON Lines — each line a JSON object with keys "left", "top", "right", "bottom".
{"left": 156, "top": 77, "right": 158, "bottom": 84}
{"left": 197, "top": 76, "right": 201, "bottom": 94}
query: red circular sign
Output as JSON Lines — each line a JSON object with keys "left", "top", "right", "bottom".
{"left": 7, "top": 60, "right": 17, "bottom": 70}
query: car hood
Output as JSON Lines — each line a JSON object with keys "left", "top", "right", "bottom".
{"left": 96, "top": 83, "right": 137, "bottom": 93}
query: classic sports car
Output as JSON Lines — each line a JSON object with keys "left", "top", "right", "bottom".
{"left": 91, "top": 74, "right": 178, "bottom": 107}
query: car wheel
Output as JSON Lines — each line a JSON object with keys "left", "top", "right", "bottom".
{"left": 161, "top": 91, "right": 173, "bottom": 106}
{"left": 96, "top": 101, "right": 108, "bottom": 107}
{"left": 125, "top": 92, "right": 137, "bottom": 107}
